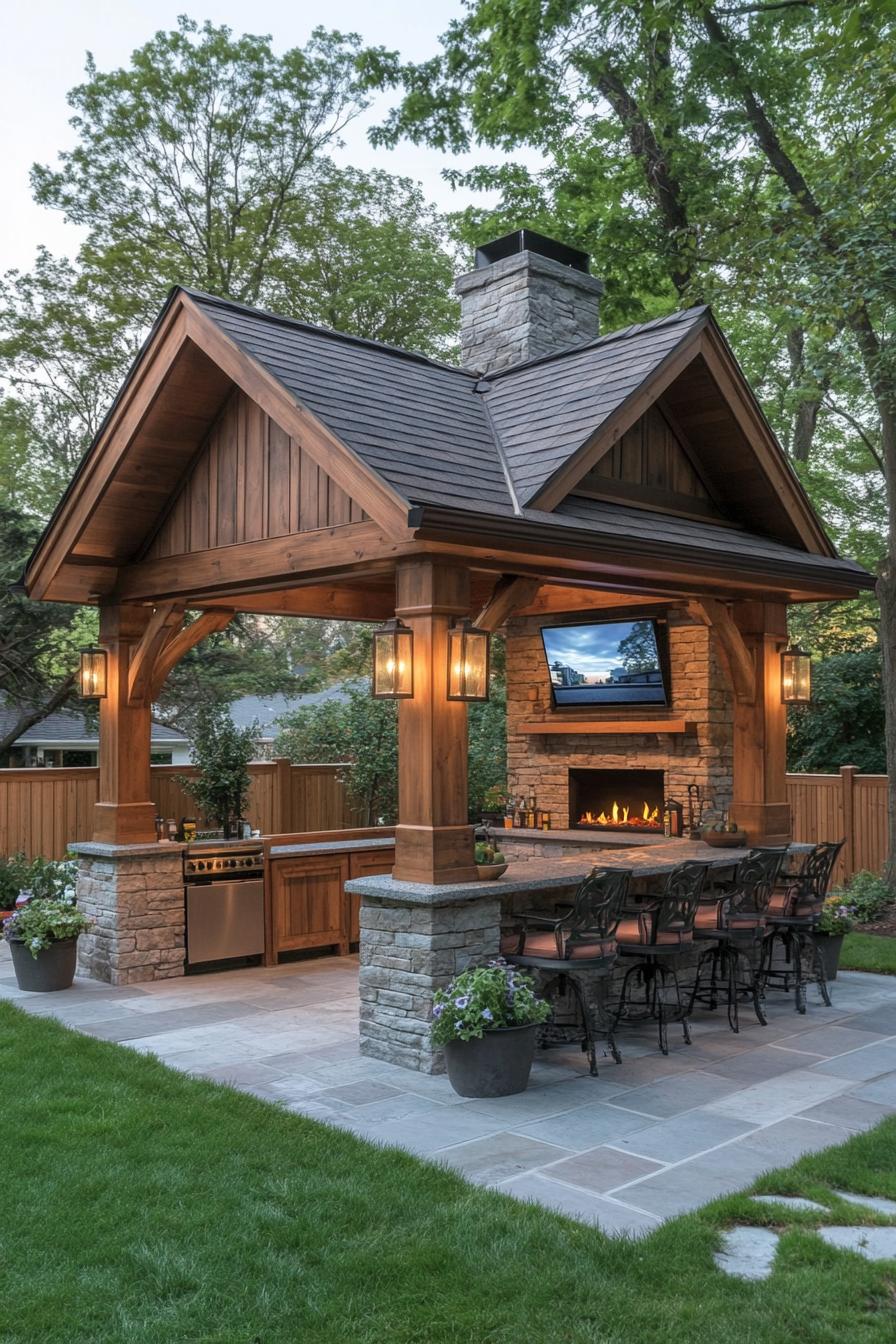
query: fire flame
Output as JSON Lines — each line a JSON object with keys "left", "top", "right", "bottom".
{"left": 579, "top": 801, "right": 661, "bottom": 830}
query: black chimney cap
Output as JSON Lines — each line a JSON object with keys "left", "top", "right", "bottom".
{"left": 475, "top": 229, "right": 590, "bottom": 274}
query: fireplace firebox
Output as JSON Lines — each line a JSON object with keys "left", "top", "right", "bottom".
{"left": 569, "top": 768, "right": 665, "bottom": 833}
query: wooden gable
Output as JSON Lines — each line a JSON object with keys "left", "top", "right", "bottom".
{"left": 144, "top": 389, "right": 369, "bottom": 560}
{"left": 573, "top": 403, "right": 726, "bottom": 525}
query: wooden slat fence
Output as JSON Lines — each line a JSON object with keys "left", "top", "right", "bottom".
{"left": 786, "top": 766, "right": 887, "bottom": 885}
{"left": 0, "top": 760, "right": 352, "bottom": 861}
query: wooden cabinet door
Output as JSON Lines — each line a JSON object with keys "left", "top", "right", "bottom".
{"left": 271, "top": 856, "right": 350, "bottom": 957}
{"left": 346, "top": 848, "right": 396, "bottom": 944}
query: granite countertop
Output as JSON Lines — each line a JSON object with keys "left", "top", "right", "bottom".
{"left": 268, "top": 836, "right": 395, "bottom": 859}
{"left": 344, "top": 839, "right": 755, "bottom": 907}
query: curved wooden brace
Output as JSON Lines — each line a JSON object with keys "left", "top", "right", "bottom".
{"left": 127, "top": 603, "right": 185, "bottom": 707}
{"left": 475, "top": 575, "right": 542, "bottom": 632}
{"left": 687, "top": 597, "right": 756, "bottom": 703}
{"left": 148, "top": 609, "right": 235, "bottom": 702}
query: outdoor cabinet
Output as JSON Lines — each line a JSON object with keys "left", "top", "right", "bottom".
{"left": 346, "top": 848, "right": 396, "bottom": 944}
{"left": 270, "top": 855, "right": 351, "bottom": 958}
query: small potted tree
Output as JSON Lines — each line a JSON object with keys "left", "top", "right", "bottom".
{"left": 3, "top": 860, "right": 90, "bottom": 992}
{"left": 432, "top": 959, "right": 552, "bottom": 1097}
{"left": 180, "top": 704, "right": 258, "bottom": 837}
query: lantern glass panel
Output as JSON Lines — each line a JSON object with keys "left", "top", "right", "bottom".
{"left": 781, "top": 647, "right": 811, "bottom": 704}
{"left": 447, "top": 622, "right": 490, "bottom": 701}
{"left": 372, "top": 621, "right": 413, "bottom": 698}
{"left": 79, "top": 647, "right": 108, "bottom": 699}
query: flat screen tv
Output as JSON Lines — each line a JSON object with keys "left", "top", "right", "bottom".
{"left": 540, "top": 618, "right": 669, "bottom": 708}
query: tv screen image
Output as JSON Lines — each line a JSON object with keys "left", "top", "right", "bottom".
{"left": 540, "top": 619, "right": 668, "bottom": 707}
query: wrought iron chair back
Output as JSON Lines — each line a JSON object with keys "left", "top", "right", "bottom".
{"left": 785, "top": 840, "right": 845, "bottom": 918}
{"left": 654, "top": 861, "right": 708, "bottom": 941}
{"left": 729, "top": 847, "right": 788, "bottom": 923}
{"left": 564, "top": 868, "right": 632, "bottom": 954}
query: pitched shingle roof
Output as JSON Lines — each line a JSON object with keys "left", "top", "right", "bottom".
{"left": 0, "top": 700, "right": 187, "bottom": 747}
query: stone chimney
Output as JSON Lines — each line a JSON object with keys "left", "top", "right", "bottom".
{"left": 455, "top": 229, "right": 604, "bottom": 374}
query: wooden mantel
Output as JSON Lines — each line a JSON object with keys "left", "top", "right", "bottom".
{"left": 518, "top": 718, "right": 691, "bottom": 735}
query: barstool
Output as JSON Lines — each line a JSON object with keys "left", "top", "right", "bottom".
{"left": 501, "top": 867, "right": 631, "bottom": 1076}
{"left": 761, "top": 840, "right": 844, "bottom": 1013}
{"left": 688, "top": 847, "right": 787, "bottom": 1033}
{"left": 612, "top": 860, "right": 707, "bottom": 1055}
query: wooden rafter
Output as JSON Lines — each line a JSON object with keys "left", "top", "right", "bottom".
{"left": 687, "top": 597, "right": 756, "bottom": 703}
{"left": 475, "top": 575, "right": 542, "bottom": 632}
{"left": 148, "top": 610, "right": 235, "bottom": 701}
{"left": 127, "top": 602, "right": 186, "bottom": 707}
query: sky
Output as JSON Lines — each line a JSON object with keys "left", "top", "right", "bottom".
{"left": 541, "top": 622, "right": 660, "bottom": 685}
{"left": 1, "top": 0, "right": 544, "bottom": 274}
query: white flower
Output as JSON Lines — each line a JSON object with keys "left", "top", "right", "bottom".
{"left": 30, "top": 937, "right": 41, "bottom": 950}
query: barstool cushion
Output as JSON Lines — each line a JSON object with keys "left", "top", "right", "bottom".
{"left": 500, "top": 930, "right": 616, "bottom": 960}
{"left": 695, "top": 901, "right": 726, "bottom": 930}
{"left": 615, "top": 910, "right": 693, "bottom": 948}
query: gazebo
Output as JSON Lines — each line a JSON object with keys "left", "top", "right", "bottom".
{"left": 23, "top": 231, "right": 874, "bottom": 1069}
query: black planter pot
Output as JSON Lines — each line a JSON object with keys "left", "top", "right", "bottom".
{"left": 8, "top": 936, "right": 78, "bottom": 992}
{"left": 443, "top": 1023, "right": 537, "bottom": 1098}
{"left": 814, "top": 932, "right": 844, "bottom": 983}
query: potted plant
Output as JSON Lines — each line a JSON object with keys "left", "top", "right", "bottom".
{"left": 179, "top": 704, "right": 258, "bottom": 838}
{"left": 814, "top": 896, "right": 855, "bottom": 982}
{"left": 3, "top": 871, "right": 91, "bottom": 992}
{"left": 432, "top": 959, "right": 552, "bottom": 1098}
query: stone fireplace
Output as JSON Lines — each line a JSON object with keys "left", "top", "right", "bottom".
{"left": 505, "top": 607, "right": 734, "bottom": 832}
{"left": 568, "top": 767, "right": 664, "bottom": 833}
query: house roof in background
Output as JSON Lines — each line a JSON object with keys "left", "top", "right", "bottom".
{"left": 227, "top": 682, "right": 355, "bottom": 738}
{"left": 0, "top": 699, "right": 188, "bottom": 748}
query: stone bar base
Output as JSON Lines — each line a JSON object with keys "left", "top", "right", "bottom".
{"left": 358, "top": 894, "right": 502, "bottom": 1073}
{"left": 72, "top": 841, "right": 186, "bottom": 985}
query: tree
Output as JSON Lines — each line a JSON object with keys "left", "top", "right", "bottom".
{"left": 0, "top": 504, "right": 93, "bottom": 761}
{"left": 180, "top": 703, "right": 257, "bottom": 832}
{"left": 788, "top": 649, "right": 885, "bottom": 776}
{"left": 617, "top": 621, "right": 657, "bottom": 674}
{"left": 367, "top": 0, "right": 896, "bottom": 871}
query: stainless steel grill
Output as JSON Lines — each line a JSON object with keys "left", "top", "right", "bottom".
{"left": 183, "top": 840, "right": 265, "bottom": 967}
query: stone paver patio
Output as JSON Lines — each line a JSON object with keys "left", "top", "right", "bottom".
{"left": 3, "top": 945, "right": 895, "bottom": 1237}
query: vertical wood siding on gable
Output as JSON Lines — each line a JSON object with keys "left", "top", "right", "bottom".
{"left": 587, "top": 404, "right": 711, "bottom": 502}
{"left": 145, "top": 389, "right": 369, "bottom": 559}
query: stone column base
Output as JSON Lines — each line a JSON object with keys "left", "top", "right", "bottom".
{"left": 359, "top": 895, "right": 502, "bottom": 1073}
{"left": 72, "top": 841, "right": 186, "bottom": 985}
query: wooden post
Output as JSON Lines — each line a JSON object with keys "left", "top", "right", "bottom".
{"left": 93, "top": 604, "right": 158, "bottom": 844}
{"left": 840, "top": 764, "right": 857, "bottom": 880}
{"left": 731, "top": 600, "right": 791, "bottom": 846}
{"left": 393, "top": 558, "right": 478, "bottom": 884}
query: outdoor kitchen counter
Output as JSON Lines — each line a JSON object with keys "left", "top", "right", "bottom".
{"left": 344, "top": 838, "right": 753, "bottom": 907}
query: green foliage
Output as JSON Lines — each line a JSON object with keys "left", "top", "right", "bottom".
{"left": 3, "top": 886, "right": 89, "bottom": 957}
{"left": 831, "top": 870, "right": 895, "bottom": 925}
{"left": 430, "top": 960, "right": 550, "bottom": 1045}
{"left": 816, "top": 896, "right": 856, "bottom": 937}
{"left": 468, "top": 684, "right": 508, "bottom": 821}
{"left": 787, "top": 649, "right": 885, "bottom": 774}
{"left": 274, "top": 687, "right": 397, "bottom": 825}
{"left": 181, "top": 704, "right": 257, "bottom": 830}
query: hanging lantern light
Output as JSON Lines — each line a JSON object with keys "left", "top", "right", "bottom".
{"left": 372, "top": 619, "right": 414, "bottom": 699}
{"left": 447, "top": 619, "right": 490, "bottom": 701}
{"left": 781, "top": 646, "right": 812, "bottom": 705}
{"left": 78, "top": 646, "right": 108, "bottom": 699}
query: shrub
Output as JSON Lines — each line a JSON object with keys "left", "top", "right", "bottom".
{"left": 831, "top": 870, "right": 894, "bottom": 924}
{"left": 0, "top": 854, "right": 77, "bottom": 910}
{"left": 816, "top": 896, "right": 855, "bottom": 936}
{"left": 3, "top": 898, "right": 91, "bottom": 957}
{"left": 431, "top": 960, "right": 551, "bottom": 1045}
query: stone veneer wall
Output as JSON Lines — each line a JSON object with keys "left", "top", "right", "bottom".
{"left": 505, "top": 610, "right": 734, "bottom": 826}
{"left": 359, "top": 895, "right": 503, "bottom": 1073}
{"left": 74, "top": 843, "right": 186, "bottom": 985}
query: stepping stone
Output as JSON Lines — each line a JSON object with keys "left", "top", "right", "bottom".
{"left": 817, "top": 1227, "right": 896, "bottom": 1261}
{"left": 714, "top": 1226, "right": 780, "bottom": 1280}
{"left": 832, "top": 1189, "right": 896, "bottom": 1217}
{"left": 750, "top": 1194, "right": 827, "bottom": 1213}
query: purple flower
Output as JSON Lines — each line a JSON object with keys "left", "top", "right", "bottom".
{"left": 454, "top": 995, "right": 470, "bottom": 1010}
{"left": 432, "top": 1003, "right": 444, "bottom": 1019}
{"left": 482, "top": 1009, "right": 493, "bottom": 1021}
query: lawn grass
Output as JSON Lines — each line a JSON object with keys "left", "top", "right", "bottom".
{"left": 842, "top": 932, "right": 896, "bottom": 975}
{"left": 1, "top": 1000, "right": 895, "bottom": 1343}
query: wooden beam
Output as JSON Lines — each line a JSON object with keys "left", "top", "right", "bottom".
{"left": 127, "top": 602, "right": 185, "bottom": 707}
{"left": 182, "top": 297, "right": 411, "bottom": 538}
{"left": 731, "top": 600, "right": 791, "bottom": 845}
{"left": 515, "top": 588, "right": 677, "bottom": 618}
{"left": 519, "top": 718, "right": 689, "bottom": 736}
{"left": 199, "top": 585, "right": 395, "bottom": 621}
{"left": 475, "top": 575, "right": 542, "bottom": 632}
{"left": 149, "top": 610, "right": 235, "bottom": 700}
{"left": 93, "top": 604, "right": 157, "bottom": 844}
{"left": 114, "top": 520, "right": 417, "bottom": 603}
{"left": 687, "top": 597, "right": 756, "bottom": 703}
